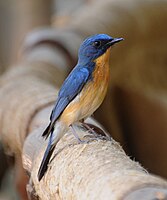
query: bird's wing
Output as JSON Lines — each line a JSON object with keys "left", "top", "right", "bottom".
{"left": 42, "top": 67, "right": 90, "bottom": 137}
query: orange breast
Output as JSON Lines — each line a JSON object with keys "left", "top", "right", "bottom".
{"left": 60, "top": 48, "right": 111, "bottom": 126}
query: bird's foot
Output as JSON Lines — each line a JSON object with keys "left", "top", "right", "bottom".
{"left": 70, "top": 124, "right": 90, "bottom": 144}
{"left": 70, "top": 123, "right": 111, "bottom": 145}
{"left": 75, "top": 134, "right": 99, "bottom": 144}
{"left": 80, "top": 122, "right": 99, "bottom": 137}
{"left": 80, "top": 122, "right": 111, "bottom": 141}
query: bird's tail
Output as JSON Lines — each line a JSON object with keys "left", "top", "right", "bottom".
{"left": 38, "top": 131, "right": 55, "bottom": 181}
{"left": 38, "top": 122, "right": 67, "bottom": 181}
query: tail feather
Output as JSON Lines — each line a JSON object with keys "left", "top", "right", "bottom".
{"left": 38, "top": 121, "right": 66, "bottom": 181}
{"left": 42, "top": 122, "right": 54, "bottom": 139}
{"left": 38, "top": 132, "right": 55, "bottom": 181}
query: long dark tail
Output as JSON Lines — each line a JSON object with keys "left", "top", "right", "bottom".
{"left": 38, "top": 132, "right": 55, "bottom": 181}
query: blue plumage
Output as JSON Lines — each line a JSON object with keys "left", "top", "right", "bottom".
{"left": 78, "top": 34, "right": 114, "bottom": 63}
{"left": 50, "top": 67, "right": 91, "bottom": 123}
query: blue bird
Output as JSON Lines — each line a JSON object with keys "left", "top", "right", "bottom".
{"left": 38, "top": 34, "right": 123, "bottom": 181}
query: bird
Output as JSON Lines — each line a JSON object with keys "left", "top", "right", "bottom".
{"left": 38, "top": 34, "right": 123, "bottom": 181}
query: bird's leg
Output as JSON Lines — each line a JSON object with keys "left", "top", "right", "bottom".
{"left": 79, "top": 120, "right": 99, "bottom": 137}
{"left": 70, "top": 124, "right": 98, "bottom": 144}
{"left": 70, "top": 124, "right": 86, "bottom": 143}
{"left": 80, "top": 121, "right": 110, "bottom": 140}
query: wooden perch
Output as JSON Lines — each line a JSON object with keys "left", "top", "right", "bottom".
{"left": 0, "top": 0, "right": 167, "bottom": 199}
{"left": 23, "top": 109, "right": 167, "bottom": 200}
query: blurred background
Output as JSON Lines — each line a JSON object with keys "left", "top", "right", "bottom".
{"left": 0, "top": 0, "right": 167, "bottom": 199}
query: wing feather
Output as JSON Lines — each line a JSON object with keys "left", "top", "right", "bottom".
{"left": 42, "top": 67, "right": 90, "bottom": 137}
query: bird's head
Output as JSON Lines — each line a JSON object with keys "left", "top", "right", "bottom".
{"left": 78, "top": 34, "right": 123, "bottom": 64}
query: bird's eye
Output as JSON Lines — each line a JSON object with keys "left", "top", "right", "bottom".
{"left": 93, "top": 41, "right": 101, "bottom": 48}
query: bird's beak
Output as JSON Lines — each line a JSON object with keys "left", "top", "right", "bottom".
{"left": 106, "top": 37, "right": 124, "bottom": 47}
